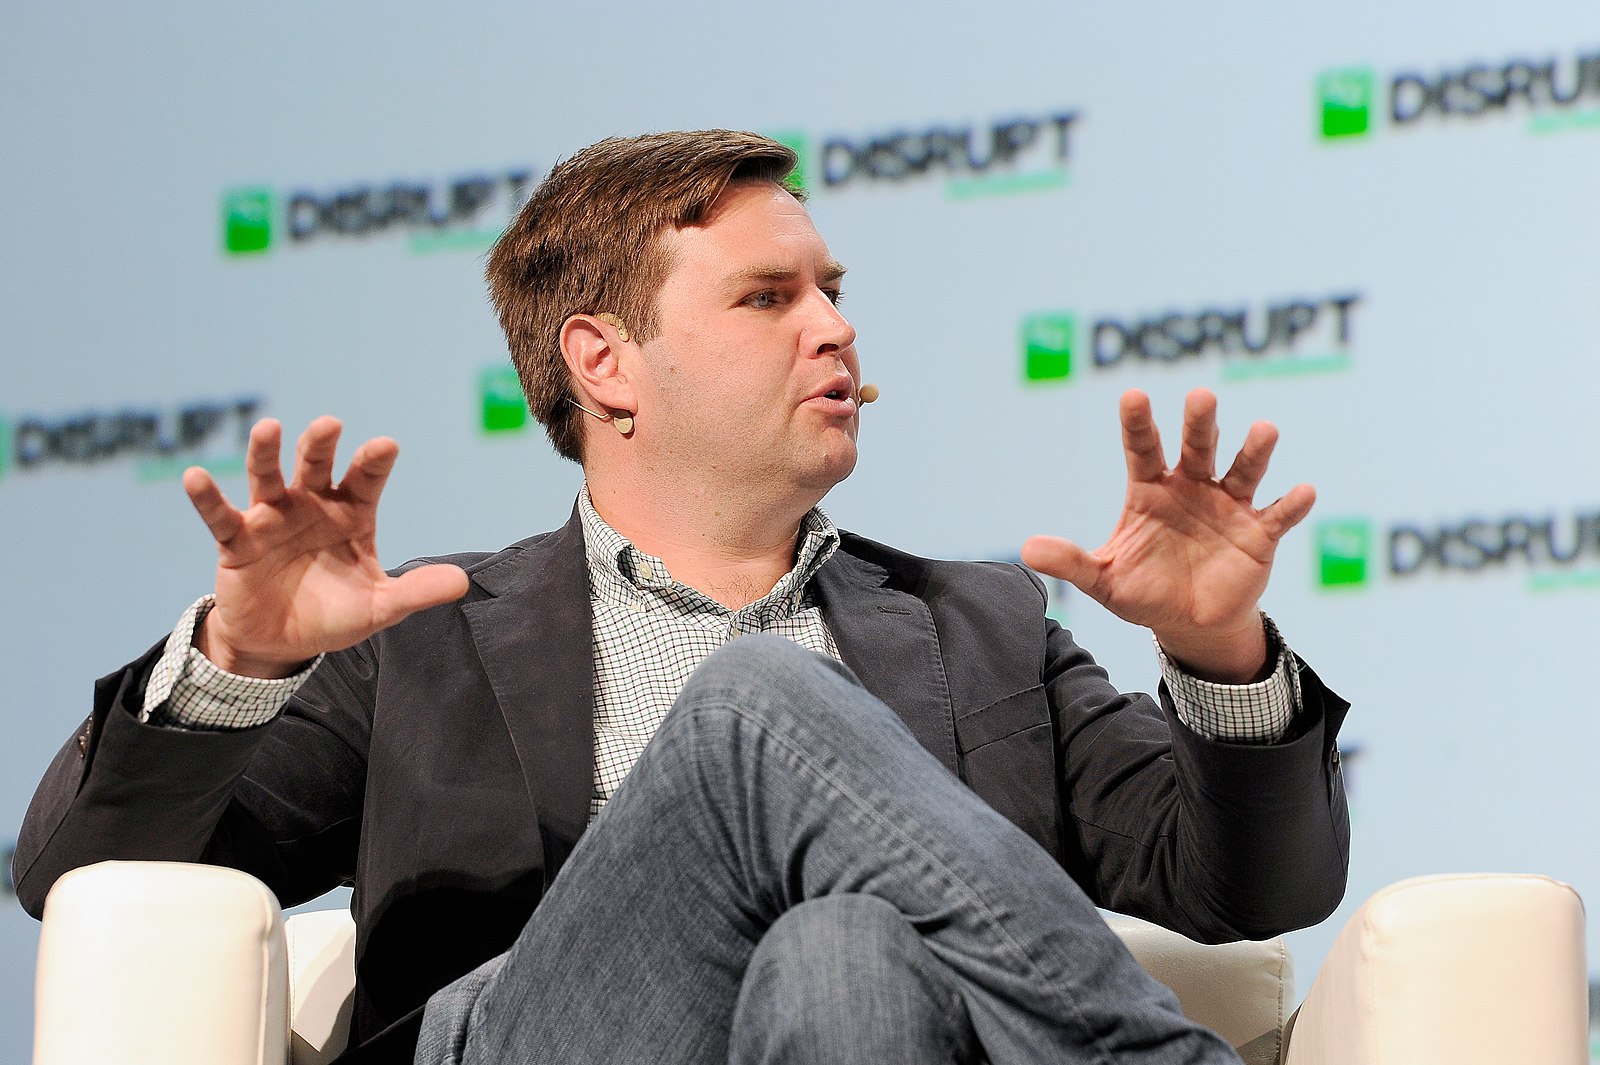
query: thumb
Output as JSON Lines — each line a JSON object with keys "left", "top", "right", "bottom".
{"left": 1020, "top": 535, "right": 1101, "bottom": 593}
{"left": 372, "top": 564, "right": 471, "bottom": 630}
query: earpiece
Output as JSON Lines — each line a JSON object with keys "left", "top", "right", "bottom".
{"left": 569, "top": 397, "right": 635, "bottom": 436}
{"left": 595, "top": 312, "right": 631, "bottom": 343}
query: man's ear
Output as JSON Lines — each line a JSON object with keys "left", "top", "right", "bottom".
{"left": 560, "top": 313, "right": 637, "bottom": 416}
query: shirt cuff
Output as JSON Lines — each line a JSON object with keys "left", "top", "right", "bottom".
{"left": 141, "top": 596, "right": 322, "bottom": 731}
{"left": 1155, "top": 614, "right": 1302, "bottom": 745}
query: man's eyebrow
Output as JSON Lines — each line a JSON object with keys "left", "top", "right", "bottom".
{"left": 723, "top": 260, "right": 848, "bottom": 288}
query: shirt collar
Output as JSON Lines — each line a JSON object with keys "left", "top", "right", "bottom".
{"left": 578, "top": 485, "right": 840, "bottom": 614}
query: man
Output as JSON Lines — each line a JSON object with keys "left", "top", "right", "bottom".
{"left": 17, "top": 131, "right": 1348, "bottom": 1065}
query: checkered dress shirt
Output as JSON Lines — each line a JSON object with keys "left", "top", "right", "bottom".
{"left": 142, "top": 492, "right": 1302, "bottom": 819}
{"left": 577, "top": 489, "right": 842, "bottom": 817}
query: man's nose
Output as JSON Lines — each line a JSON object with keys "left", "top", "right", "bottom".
{"left": 806, "top": 290, "right": 857, "bottom": 356}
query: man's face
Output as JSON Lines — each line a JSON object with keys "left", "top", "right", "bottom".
{"left": 627, "top": 181, "right": 861, "bottom": 503}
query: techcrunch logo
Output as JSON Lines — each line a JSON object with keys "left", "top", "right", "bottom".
{"left": 479, "top": 365, "right": 528, "bottom": 433}
{"left": 1315, "top": 509, "right": 1600, "bottom": 592}
{"left": 0, "top": 397, "right": 261, "bottom": 483}
{"left": 773, "top": 108, "right": 1079, "bottom": 199}
{"left": 222, "top": 166, "right": 536, "bottom": 256}
{"left": 1315, "top": 520, "right": 1373, "bottom": 588}
{"left": 1022, "top": 292, "right": 1360, "bottom": 385}
{"left": 1318, "top": 46, "right": 1600, "bottom": 140}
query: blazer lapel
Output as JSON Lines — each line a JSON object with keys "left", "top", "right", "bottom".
{"left": 814, "top": 548, "right": 960, "bottom": 775}
{"left": 462, "top": 506, "right": 596, "bottom": 871}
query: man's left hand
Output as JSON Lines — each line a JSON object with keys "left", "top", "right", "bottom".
{"left": 1021, "top": 388, "right": 1315, "bottom": 684}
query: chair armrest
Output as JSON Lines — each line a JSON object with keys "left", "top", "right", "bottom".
{"left": 284, "top": 907, "right": 356, "bottom": 1065}
{"left": 34, "top": 861, "right": 290, "bottom": 1065}
{"left": 1284, "top": 873, "right": 1588, "bottom": 1065}
{"left": 1107, "top": 916, "right": 1292, "bottom": 1065}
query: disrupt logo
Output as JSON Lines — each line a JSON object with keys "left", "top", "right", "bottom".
{"left": 1316, "top": 520, "right": 1372, "bottom": 588}
{"left": 1318, "top": 69, "right": 1376, "bottom": 139}
{"left": 0, "top": 397, "right": 261, "bottom": 481}
{"left": 1021, "top": 314, "right": 1076, "bottom": 382}
{"left": 1023, "top": 293, "right": 1360, "bottom": 383}
{"left": 1319, "top": 47, "right": 1600, "bottom": 139}
{"left": 222, "top": 166, "right": 535, "bottom": 255}
{"left": 479, "top": 365, "right": 528, "bottom": 433}
{"left": 1391, "top": 510, "right": 1600, "bottom": 578}
{"left": 815, "top": 109, "right": 1078, "bottom": 193}
{"left": 1314, "top": 509, "right": 1600, "bottom": 590}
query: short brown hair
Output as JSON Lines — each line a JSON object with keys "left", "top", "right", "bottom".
{"left": 486, "top": 130, "right": 800, "bottom": 462}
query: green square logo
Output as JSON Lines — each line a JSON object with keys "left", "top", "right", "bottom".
{"left": 222, "top": 188, "right": 274, "bottom": 254}
{"left": 1316, "top": 519, "right": 1371, "bottom": 588}
{"left": 480, "top": 366, "right": 528, "bottom": 433}
{"left": 1021, "top": 314, "right": 1076, "bottom": 382}
{"left": 1318, "top": 68, "right": 1375, "bottom": 140}
{"left": 767, "top": 129, "right": 810, "bottom": 194}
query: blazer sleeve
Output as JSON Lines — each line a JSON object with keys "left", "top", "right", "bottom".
{"left": 1044, "top": 616, "right": 1351, "bottom": 943}
{"left": 13, "top": 635, "right": 376, "bottom": 918}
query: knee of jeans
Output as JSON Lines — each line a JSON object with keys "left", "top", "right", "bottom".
{"left": 660, "top": 637, "right": 913, "bottom": 790}
{"left": 681, "top": 630, "right": 870, "bottom": 703}
{"left": 737, "top": 895, "right": 967, "bottom": 1049}
{"left": 747, "top": 894, "right": 921, "bottom": 996}
{"left": 676, "top": 634, "right": 864, "bottom": 730}
{"left": 696, "top": 632, "right": 830, "bottom": 683}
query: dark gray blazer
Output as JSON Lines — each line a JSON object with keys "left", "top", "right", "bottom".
{"left": 16, "top": 508, "right": 1350, "bottom": 1064}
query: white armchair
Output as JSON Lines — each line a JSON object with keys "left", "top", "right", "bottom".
{"left": 31, "top": 862, "right": 1588, "bottom": 1065}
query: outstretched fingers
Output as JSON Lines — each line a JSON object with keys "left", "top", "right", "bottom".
{"left": 1119, "top": 390, "right": 1168, "bottom": 483}
{"left": 183, "top": 466, "right": 244, "bottom": 545}
{"left": 339, "top": 437, "right": 401, "bottom": 505}
{"left": 1219, "top": 420, "right": 1280, "bottom": 502}
{"left": 1177, "top": 389, "right": 1220, "bottom": 481}
{"left": 292, "top": 416, "right": 343, "bottom": 493}
{"left": 1258, "top": 483, "right": 1318, "bottom": 541}
{"left": 1020, "top": 535, "right": 1103, "bottom": 596}
{"left": 372, "top": 564, "right": 471, "bottom": 629}
{"left": 245, "top": 418, "right": 287, "bottom": 505}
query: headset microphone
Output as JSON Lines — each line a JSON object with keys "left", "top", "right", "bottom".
{"left": 857, "top": 383, "right": 880, "bottom": 405}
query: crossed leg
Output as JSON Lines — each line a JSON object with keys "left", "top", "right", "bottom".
{"left": 416, "top": 635, "right": 1239, "bottom": 1065}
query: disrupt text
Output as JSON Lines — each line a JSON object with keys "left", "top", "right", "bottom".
{"left": 1391, "top": 51, "right": 1600, "bottom": 123}
{"left": 11, "top": 399, "right": 261, "bottom": 469}
{"left": 1093, "top": 294, "right": 1360, "bottom": 367}
{"left": 287, "top": 170, "right": 533, "bottom": 241}
{"left": 822, "top": 112, "right": 1077, "bottom": 187}
{"left": 1390, "top": 512, "right": 1600, "bottom": 574}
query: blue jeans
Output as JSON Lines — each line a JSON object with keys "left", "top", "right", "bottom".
{"left": 416, "top": 635, "right": 1239, "bottom": 1065}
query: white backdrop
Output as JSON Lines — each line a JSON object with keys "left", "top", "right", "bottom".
{"left": 5, "top": 3, "right": 1600, "bottom": 1057}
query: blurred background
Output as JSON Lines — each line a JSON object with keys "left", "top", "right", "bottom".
{"left": 4, "top": 2, "right": 1599, "bottom": 1058}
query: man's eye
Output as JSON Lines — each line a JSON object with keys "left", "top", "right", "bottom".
{"left": 825, "top": 289, "right": 845, "bottom": 306}
{"left": 746, "top": 291, "right": 778, "bottom": 309}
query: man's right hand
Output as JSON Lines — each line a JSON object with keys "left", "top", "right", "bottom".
{"left": 182, "top": 416, "right": 470, "bottom": 678}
